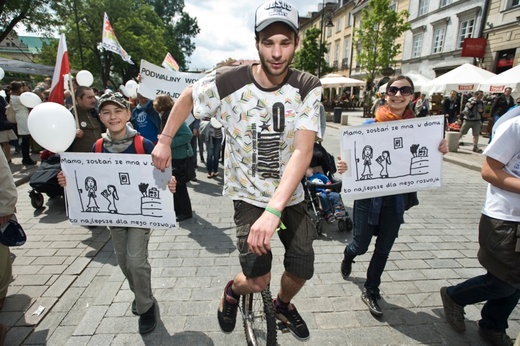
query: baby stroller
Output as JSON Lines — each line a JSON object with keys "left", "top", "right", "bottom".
{"left": 304, "top": 142, "right": 353, "bottom": 236}
{"left": 29, "top": 151, "right": 63, "bottom": 209}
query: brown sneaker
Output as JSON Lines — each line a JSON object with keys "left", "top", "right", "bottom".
{"left": 274, "top": 300, "right": 310, "bottom": 341}
{"left": 217, "top": 280, "right": 238, "bottom": 333}
{"left": 440, "top": 287, "right": 466, "bottom": 333}
{"left": 478, "top": 326, "right": 514, "bottom": 346}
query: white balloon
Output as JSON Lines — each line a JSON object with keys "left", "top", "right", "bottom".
{"left": 76, "top": 70, "right": 94, "bottom": 87}
{"left": 20, "top": 92, "right": 42, "bottom": 108}
{"left": 125, "top": 80, "right": 138, "bottom": 98}
{"left": 125, "top": 80, "right": 138, "bottom": 90}
{"left": 0, "top": 67, "right": 4, "bottom": 80}
{"left": 28, "top": 102, "right": 76, "bottom": 153}
{"left": 119, "top": 85, "right": 130, "bottom": 98}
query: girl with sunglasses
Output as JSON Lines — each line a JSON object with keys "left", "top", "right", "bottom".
{"left": 336, "top": 75, "right": 448, "bottom": 317}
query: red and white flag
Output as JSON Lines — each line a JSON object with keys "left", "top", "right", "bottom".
{"left": 48, "top": 34, "right": 70, "bottom": 105}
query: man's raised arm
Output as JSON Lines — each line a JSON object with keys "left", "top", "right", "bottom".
{"left": 152, "top": 85, "right": 194, "bottom": 171}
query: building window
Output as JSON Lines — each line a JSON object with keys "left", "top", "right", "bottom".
{"left": 336, "top": 17, "right": 341, "bottom": 32}
{"left": 343, "top": 38, "right": 350, "bottom": 68}
{"left": 412, "top": 33, "right": 423, "bottom": 58}
{"left": 355, "top": 43, "right": 362, "bottom": 70}
{"left": 458, "top": 19, "right": 475, "bottom": 49}
{"left": 504, "top": 0, "right": 519, "bottom": 9}
{"left": 418, "top": 0, "right": 429, "bottom": 16}
{"left": 432, "top": 26, "right": 446, "bottom": 54}
{"left": 440, "top": 0, "right": 451, "bottom": 7}
{"left": 335, "top": 42, "right": 340, "bottom": 61}
{"left": 496, "top": 48, "right": 516, "bottom": 74}
{"left": 389, "top": 2, "right": 397, "bottom": 11}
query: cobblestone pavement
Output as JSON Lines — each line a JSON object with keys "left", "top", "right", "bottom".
{"left": 2, "top": 112, "right": 517, "bottom": 345}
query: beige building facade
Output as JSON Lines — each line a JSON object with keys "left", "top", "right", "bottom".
{"left": 482, "top": 0, "right": 520, "bottom": 74}
{"left": 298, "top": 0, "right": 519, "bottom": 92}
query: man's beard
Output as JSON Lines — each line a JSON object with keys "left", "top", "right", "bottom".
{"left": 259, "top": 51, "right": 294, "bottom": 79}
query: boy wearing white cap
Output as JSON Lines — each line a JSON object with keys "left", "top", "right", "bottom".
{"left": 152, "top": 1, "right": 321, "bottom": 340}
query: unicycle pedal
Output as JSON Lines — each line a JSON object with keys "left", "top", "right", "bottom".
{"left": 277, "top": 321, "right": 290, "bottom": 333}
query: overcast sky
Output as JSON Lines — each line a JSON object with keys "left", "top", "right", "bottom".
{"left": 15, "top": 1, "right": 322, "bottom": 71}
{"left": 184, "top": 1, "right": 320, "bottom": 71}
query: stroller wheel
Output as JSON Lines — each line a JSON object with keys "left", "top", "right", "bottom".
{"left": 29, "top": 190, "right": 44, "bottom": 209}
{"left": 346, "top": 217, "right": 353, "bottom": 232}
{"left": 337, "top": 218, "right": 346, "bottom": 232}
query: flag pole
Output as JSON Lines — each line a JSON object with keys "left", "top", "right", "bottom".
{"left": 68, "top": 73, "right": 80, "bottom": 129}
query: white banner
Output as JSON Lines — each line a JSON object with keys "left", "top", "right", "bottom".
{"left": 60, "top": 152, "right": 175, "bottom": 229}
{"left": 340, "top": 115, "right": 444, "bottom": 200}
{"left": 138, "top": 59, "right": 205, "bottom": 100}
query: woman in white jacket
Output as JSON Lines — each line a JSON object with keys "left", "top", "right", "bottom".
{"left": 9, "top": 81, "right": 35, "bottom": 165}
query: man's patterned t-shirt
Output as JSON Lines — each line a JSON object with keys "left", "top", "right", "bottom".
{"left": 192, "top": 64, "right": 321, "bottom": 207}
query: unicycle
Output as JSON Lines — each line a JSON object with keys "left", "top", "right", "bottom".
{"left": 240, "top": 286, "right": 278, "bottom": 346}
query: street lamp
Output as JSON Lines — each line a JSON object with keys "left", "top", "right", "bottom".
{"left": 317, "top": 2, "right": 334, "bottom": 78}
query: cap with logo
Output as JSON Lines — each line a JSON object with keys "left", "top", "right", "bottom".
{"left": 98, "top": 92, "right": 129, "bottom": 110}
{"left": 255, "top": 1, "right": 299, "bottom": 34}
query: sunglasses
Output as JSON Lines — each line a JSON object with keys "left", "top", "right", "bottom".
{"left": 386, "top": 86, "right": 413, "bottom": 96}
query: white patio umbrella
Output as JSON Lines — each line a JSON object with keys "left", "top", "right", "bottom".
{"left": 420, "top": 63, "right": 496, "bottom": 96}
{"left": 320, "top": 74, "right": 366, "bottom": 87}
{"left": 378, "top": 73, "right": 432, "bottom": 93}
{"left": 479, "top": 64, "right": 520, "bottom": 94}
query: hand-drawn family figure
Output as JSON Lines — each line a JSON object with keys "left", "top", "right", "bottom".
{"left": 85, "top": 176, "right": 99, "bottom": 212}
{"left": 376, "top": 150, "right": 391, "bottom": 178}
{"left": 361, "top": 145, "right": 373, "bottom": 180}
{"left": 101, "top": 185, "right": 119, "bottom": 213}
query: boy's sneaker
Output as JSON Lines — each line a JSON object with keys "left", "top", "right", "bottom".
{"left": 274, "top": 300, "right": 310, "bottom": 341}
{"left": 138, "top": 303, "right": 157, "bottom": 334}
{"left": 326, "top": 213, "right": 335, "bottom": 224}
{"left": 440, "top": 287, "right": 466, "bottom": 333}
{"left": 473, "top": 146, "right": 483, "bottom": 153}
{"left": 217, "top": 280, "right": 238, "bottom": 333}
{"left": 334, "top": 209, "right": 343, "bottom": 218}
{"left": 478, "top": 326, "right": 514, "bottom": 346}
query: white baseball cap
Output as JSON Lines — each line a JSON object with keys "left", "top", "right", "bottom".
{"left": 255, "top": 1, "right": 299, "bottom": 34}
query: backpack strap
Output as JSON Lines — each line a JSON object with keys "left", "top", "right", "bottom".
{"left": 134, "top": 135, "right": 145, "bottom": 154}
{"left": 94, "top": 138, "right": 104, "bottom": 153}
{"left": 95, "top": 136, "right": 145, "bottom": 153}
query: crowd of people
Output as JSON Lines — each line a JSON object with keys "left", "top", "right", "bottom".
{"left": 1, "top": 1, "right": 519, "bottom": 345}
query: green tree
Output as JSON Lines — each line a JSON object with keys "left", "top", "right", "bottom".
{"left": 293, "top": 27, "right": 331, "bottom": 76}
{"left": 0, "top": 0, "right": 61, "bottom": 42}
{"left": 354, "top": 0, "right": 410, "bottom": 105}
{"left": 35, "top": 0, "right": 198, "bottom": 87}
{"left": 145, "top": 0, "right": 199, "bottom": 70}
